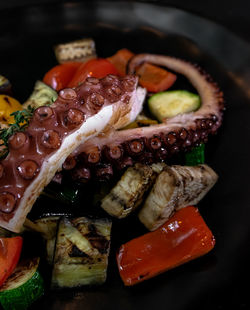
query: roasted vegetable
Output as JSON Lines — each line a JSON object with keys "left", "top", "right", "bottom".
{"left": 67, "top": 58, "right": 119, "bottom": 88}
{"left": 0, "top": 95, "right": 22, "bottom": 126}
{"left": 107, "top": 48, "right": 135, "bottom": 76}
{"left": 136, "top": 62, "right": 177, "bottom": 93}
{"left": 23, "top": 80, "right": 58, "bottom": 109}
{"left": 117, "top": 206, "right": 215, "bottom": 286}
{"left": 0, "top": 257, "right": 44, "bottom": 310}
{"left": 54, "top": 38, "right": 96, "bottom": 64}
{"left": 185, "top": 143, "right": 205, "bottom": 165}
{"left": 138, "top": 164, "right": 218, "bottom": 231}
{"left": 32, "top": 217, "right": 60, "bottom": 265}
{"left": 0, "top": 237, "right": 23, "bottom": 287}
{"left": 148, "top": 90, "right": 200, "bottom": 121}
{"left": 51, "top": 217, "right": 112, "bottom": 288}
{"left": 0, "top": 76, "right": 12, "bottom": 95}
{"left": 122, "top": 113, "right": 158, "bottom": 129}
{"left": 101, "top": 163, "right": 164, "bottom": 218}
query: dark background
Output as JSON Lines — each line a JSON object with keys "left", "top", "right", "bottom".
{"left": 1, "top": 0, "right": 250, "bottom": 43}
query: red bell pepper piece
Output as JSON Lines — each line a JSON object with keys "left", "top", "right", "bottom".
{"left": 0, "top": 236, "right": 23, "bottom": 287}
{"left": 117, "top": 206, "right": 215, "bottom": 286}
{"left": 67, "top": 58, "right": 119, "bottom": 88}
{"left": 107, "top": 48, "right": 135, "bottom": 76}
{"left": 136, "top": 62, "right": 177, "bottom": 93}
{"left": 43, "top": 62, "right": 80, "bottom": 91}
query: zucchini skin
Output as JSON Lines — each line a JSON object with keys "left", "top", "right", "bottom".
{"left": 0, "top": 259, "right": 44, "bottom": 310}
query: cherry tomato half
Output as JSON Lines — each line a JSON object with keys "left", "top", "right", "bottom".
{"left": 67, "top": 58, "right": 119, "bottom": 88}
{"left": 43, "top": 62, "right": 80, "bottom": 91}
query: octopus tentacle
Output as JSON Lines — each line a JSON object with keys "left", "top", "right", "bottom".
{"left": 69, "top": 54, "right": 224, "bottom": 181}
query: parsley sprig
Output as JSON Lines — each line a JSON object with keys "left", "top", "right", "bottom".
{"left": 0, "top": 105, "right": 35, "bottom": 159}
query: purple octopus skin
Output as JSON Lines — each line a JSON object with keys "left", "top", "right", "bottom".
{"left": 0, "top": 74, "right": 144, "bottom": 232}
{"left": 64, "top": 54, "right": 224, "bottom": 182}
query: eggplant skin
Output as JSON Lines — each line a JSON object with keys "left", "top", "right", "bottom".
{"left": 138, "top": 164, "right": 218, "bottom": 231}
{"left": 51, "top": 217, "right": 112, "bottom": 288}
{"left": 101, "top": 163, "right": 165, "bottom": 218}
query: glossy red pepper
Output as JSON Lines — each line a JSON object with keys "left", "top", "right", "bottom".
{"left": 117, "top": 206, "right": 215, "bottom": 286}
{"left": 43, "top": 62, "right": 80, "bottom": 91}
{"left": 67, "top": 58, "right": 119, "bottom": 88}
{"left": 0, "top": 236, "right": 23, "bottom": 287}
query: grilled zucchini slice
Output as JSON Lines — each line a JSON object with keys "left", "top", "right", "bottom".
{"left": 54, "top": 38, "right": 96, "bottom": 64}
{"left": 138, "top": 164, "right": 218, "bottom": 231}
{"left": 51, "top": 217, "right": 112, "bottom": 288}
{"left": 0, "top": 258, "right": 44, "bottom": 310}
{"left": 23, "top": 80, "right": 58, "bottom": 109}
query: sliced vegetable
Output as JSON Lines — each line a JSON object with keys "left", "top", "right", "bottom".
{"left": 54, "top": 38, "right": 96, "bottom": 64}
{"left": 67, "top": 58, "right": 119, "bottom": 88}
{"left": 122, "top": 113, "right": 158, "bottom": 129}
{"left": 23, "top": 80, "right": 58, "bottom": 109}
{"left": 117, "top": 206, "right": 215, "bottom": 286}
{"left": 136, "top": 62, "right": 177, "bottom": 93}
{"left": 138, "top": 164, "right": 218, "bottom": 231}
{"left": 0, "top": 236, "right": 23, "bottom": 287}
{"left": 148, "top": 90, "right": 200, "bottom": 121}
{"left": 107, "top": 48, "right": 135, "bottom": 76}
{"left": 51, "top": 217, "right": 112, "bottom": 288}
{"left": 0, "top": 95, "right": 22, "bottom": 125}
{"left": 0, "top": 76, "right": 12, "bottom": 95}
{"left": 101, "top": 163, "right": 160, "bottom": 218}
{"left": 0, "top": 257, "right": 44, "bottom": 310}
{"left": 185, "top": 143, "right": 205, "bottom": 166}
{"left": 43, "top": 62, "right": 80, "bottom": 91}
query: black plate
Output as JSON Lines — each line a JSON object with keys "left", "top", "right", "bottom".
{"left": 1, "top": 1, "right": 250, "bottom": 310}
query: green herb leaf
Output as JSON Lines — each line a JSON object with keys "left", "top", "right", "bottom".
{"left": 0, "top": 105, "right": 35, "bottom": 159}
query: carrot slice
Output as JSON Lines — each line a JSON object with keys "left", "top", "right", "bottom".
{"left": 117, "top": 206, "right": 215, "bottom": 286}
{"left": 136, "top": 62, "right": 177, "bottom": 93}
{"left": 107, "top": 49, "right": 135, "bottom": 76}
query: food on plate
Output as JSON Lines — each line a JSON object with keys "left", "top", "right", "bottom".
{"left": 0, "top": 74, "right": 145, "bottom": 232}
{"left": 0, "top": 76, "right": 12, "bottom": 96}
{"left": 0, "top": 236, "right": 23, "bottom": 287}
{"left": 0, "top": 35, "right": 224, "bottom": 306}
{"left": 148, "top": 90, "right": 200, "bottom": 121}
{"left": 66, "top": 52, "right": 224, "bottom": 183}
{"left": 22, "top": 81, "right": 58, "bottom": 109}
{"left": 54, "top": 38, "right": 96, "bottom": 64}
{"left": 0, "top": 95, "right": 22, "bottom": 126}
{"left": 117, "top": 206, "right": 215, "bottom": 286}
{"left": 0, "top": 257, "right": 44, "bottom": 310}
{"left": 138, "top": 164, "right": 218, "bottom": 231}
{"left": 101, "top": 163, "right": 165, "bottom": 218}
{"left": 51, "top": 217, "right": 111, "bottom": 288}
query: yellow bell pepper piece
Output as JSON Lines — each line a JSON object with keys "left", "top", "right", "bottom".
{"left": 0, "top": 95, "right": 23, "bottom": 125}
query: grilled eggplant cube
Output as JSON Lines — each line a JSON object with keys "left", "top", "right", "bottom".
{"left": 54, "top": 38, "right": 96, "bottom": 64}
{"left": 51, "top": 217, "right": 112, "bottom": 288}
{"left": 101, "top": 163, "right": 160, "bottom": 219}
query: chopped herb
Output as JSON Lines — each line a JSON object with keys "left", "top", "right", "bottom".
{"left": 0, "top": 105, "right": 35, "bottom": 159}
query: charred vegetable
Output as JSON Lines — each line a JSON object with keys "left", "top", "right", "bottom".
{"left": 138, "top": 164, "right": 218, "bottom": 231}
{"left": 0, "top": 76, "right": 12, "bottom": 95}
{"left": 101, "top": 163, "right": 165, "bottom": 218}
{"left": 23, "top": 80, "right": 58, "bottom": 109}
{"left": 0, "top": 95, "right": 22, "bottom": 126}
{"left": 117, "top": 206, "right": 215, "bottom": 286}
{"left": 0, "top": 257, "right": 44, "bottom": 310}
{"left": 51, "top": 217, "right": 112, "bottom": 288}
{"left": 54, "top": 38, "right": 96, "bottom": 64}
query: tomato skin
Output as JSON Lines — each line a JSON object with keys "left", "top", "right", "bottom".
{"left": 43, "top": 62, "right": 80, "bottom": 91}
{"left": 67, "top": 58, "right": 119, "bottom": 88}
{"left": 0, "top": 236, "right": 23, "bottom": 287}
